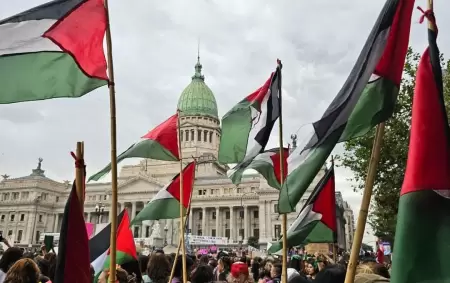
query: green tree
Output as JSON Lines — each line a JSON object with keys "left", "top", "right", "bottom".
{"left": 338, "top": 47, "right": 450, "bottom": 244}
{"left": 247, "top": 236, "right": 259, "bottom": 248}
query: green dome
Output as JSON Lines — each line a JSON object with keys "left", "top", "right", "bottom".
{"left": 177, "top": 57, "right": 218, "bottom": 119}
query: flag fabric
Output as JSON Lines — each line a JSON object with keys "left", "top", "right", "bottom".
{"left": 89, "top": 114, "right": 180, "bottom": 181}
{"left": 89, "top": 210, "right": 139, "bottom": 280}
{"left": 131, "top": 162, "right": 196, "bottom": 223}
{"left": 54, "top": 180, "right": 91, "bottom": 283}
{"left": 391, "top": 14, "right": 450, "bottom": 283}
{"left": 0, "top": 0, "right": 108, "bottom": 104}
{"left": 218, "top": 65, "right": 281, "bottom": 164}
{"left": 227, "top": 147, "right": 288, "bottom": 190}
{"left": 278, "top": 0, "right": 414, "bottom": 213}
{"left": 44, "top": 235, "right": 54, "bottom": 252}
{"left": 268, "top": 165, "right": 336, "bottom": 254}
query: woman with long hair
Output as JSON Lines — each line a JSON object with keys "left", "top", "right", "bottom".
{"left": 147, "top": 254, "right": 170, "bottom": 283}
{"left": 3, "top": 258, "right": 40, "bottom": 283}
{"left": 0, "top": 247, "right": 23, "bottom": 283}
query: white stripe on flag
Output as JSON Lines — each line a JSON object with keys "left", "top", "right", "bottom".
{"left": 91, "top": 249, "right": 108, "bottom": 275}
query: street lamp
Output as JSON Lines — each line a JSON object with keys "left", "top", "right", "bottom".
{"left": 95, "top": 203, "right": 105, "bottom": 224}
{"left": 164, "top": 224, "right": 168, "bottom": 245}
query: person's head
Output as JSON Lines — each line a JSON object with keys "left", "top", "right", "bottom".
{"left": 36, "top": 258, "right": 50, "bottom": 277}
{"left": 316, "top": 254, "right": 328, "bottom": 271}
{"left": 154, "top": 249, "right": 165, "bottom": 256}
{"left": 3, "top": 258, "right": 40, "bottom": 283}
{"left": 147, "top": 254, "right": 170, "bottom": 283}
{"left": 191, "top": 264, "right": 214, "bottom": 283}
{"left": 288, "top": 255, "right": 302, "bottom": 272}
{"left": 208, "top": 258, "right": 217, "bottom": 269}
{"left": 218, "top": 256, "right": 231, "bottom": 273}
{"left": 0, "top": 247, "right": 23, "bottom": 273}
{"left": 270, "top": 263, "right": 282, "bottom": 278}
{"left": 139, "top": 255, "right": 150, "bottom": 274}
{"left": 174, "top": 255, "right": 194, "bottom": 279}
{"left": 199, "top": 255, "right": 209, "bottom": 265}
{"left": 228, "top": 262, "right": 253, "bottom": 283}
{"left": 306, "top": 259, "right": 318, "bottom": 276}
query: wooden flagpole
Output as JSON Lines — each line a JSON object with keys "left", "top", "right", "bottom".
{"left": 177, "top": 110, "right": 188, "bottom": 283}
{"left": 75, "top": 142, "right": 85, "bottom": 212}
{"left": 103, "top": 0, "right": 119, "bottom": 282}
{"left": 276, "top": 59, "right": 288, "bottom": 283}
{"left": 344, "top": 123, "right": 386, "bottom": 283}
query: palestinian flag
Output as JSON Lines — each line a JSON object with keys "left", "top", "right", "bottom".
{"left": 228, "top": 147, "right": 288, "bottom": 190}
{"left": 218, "top": 64, "right": 281, "bottom": 164}
{"left": 278, "top": 0, "right": 414, "bottom": 213}
{"left": 0, "top": 0, "right": 108, "bottom": 104}
{"left": 391, "top": 15, "right": 450, "bottom": 283}
{"left": 268, "top": 165, "right": 336, "bottom": 254}
{"left": 131, "top": 161, "right": 196, "bottom": 223}
{"left": 89, "top": 114, "right": 180, "bottom": 181}
{"left": 90, "top": 210, "right": 139, "bottom": 280}
{"left": 54, "top": 180, "right": 91, "bottom": 283}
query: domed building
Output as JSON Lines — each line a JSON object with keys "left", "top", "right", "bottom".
{"left": 0, "top": 57, "right": 347, "bottom": 251}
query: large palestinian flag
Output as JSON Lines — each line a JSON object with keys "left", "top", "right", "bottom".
{"left": 278, "top": 0, "right": 414, "bottom": 213}
{"left": 228, "top": 148, "right": 288, "bottom": 190}
{"left": 54, "top": 179, "right": 91, "bottom": 283}
{"left": 90, "top": 210, "right": 139, "bottom": 281}
{"left": 218, "top": 64, "right": 281, "bottom": 164}
{"left": 268, "top": 165, "right": 336, "bottom": 254}
{"left": 131, "top": 161, "right": 196, "bottom": 223}
{"left": 89, "top": 114, "right": 180, "bottom": 181}
{"left": 390, "top": 15, "right": 450, "bottom": 283}
{"left": 0, "top": 0, "right": 108, "bottom": 104}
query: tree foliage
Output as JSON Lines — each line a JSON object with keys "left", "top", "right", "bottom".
{"left": 338, "top": 47, "right": 450, "bottom": 243}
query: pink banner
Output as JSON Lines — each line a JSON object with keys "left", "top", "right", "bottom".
{"left": 85, "top": 222, "right": 94, "bottom": 238}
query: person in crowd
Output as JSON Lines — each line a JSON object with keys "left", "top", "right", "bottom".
{"left": 269, "top": 263, "right": 282, "bottom": 283}
{"left": 313, "top": 264, "right": 346, "bottom": 283}
{"left": 147, "top": 253, "right": 170, "bottom": 283}
{"left": 35, "top": 257, "right": 50, "bottom": 283}
{"left": 288, "top": 255, "right": 303, "bottom": 274}
{"left": 250, "top": 258, "right": 259, "bottom": 282}
{"left": 172, "top": 255, "right": 194, "bottom": 283}
{"left": 356, "top": 262, "right": 390, "bottom": 279}
{"left": 208, "top": 258, "right": 217, "bottom": 270}
{"left": 228, "top": 261, "right": 254, "bottom": 283}
{"left": 3, "top": 258, "right": 40, "bottom": 283}
{"left": 98, "top": 265, "right": 137, "bottom": 283}
{"left": 286, "top": 268, "right": 309, "bottom": 283}
{"left": 217, "top": 256, "right": 232, "bottom": 281}
{"left": 199, "top": 255, "right": 209, "bottom": 266}
{"left": 191, "top": 264, "right": 214, "bottom": 283}
{"left": 0, "top": 246, "right": 23, "bottom": 283}
{"left": 305, "top": 259, "right": 318, "bottom": 281}
{"left": 139, "top": 255, "right": 150, "bottom": 283}
{"left": 43, "top": 253, "right": 57, "bottom": 282}
{"left": 316, "top": 254, "right": 330, "bottom": 272}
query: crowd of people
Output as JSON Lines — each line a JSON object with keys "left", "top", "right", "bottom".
{"left": 0, "top": 238, "right": 391, "bottom": 283}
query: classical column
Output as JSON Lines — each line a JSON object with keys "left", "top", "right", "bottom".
{"left": 188, "top": 208, "right": 193, "bottom": 234}
{"left": 244, "top": 206, "right": 249, "bottom": 241}
{"left": 259, "top": 202, "right": 266, "bottom": 240}
{"left": 53, "top": 213, "right": 59, "bottom": 232}
{"left": 201, "top": 207, "right": 206, "bottom": 235}
{"left": 131, "top": 202, "right": 137, "bottom": 219}
{"left": 215, "top": 207, "right": 220, "bottom": 237}
{"left": 229, "top": 206, "right": 234, "bottom": 242}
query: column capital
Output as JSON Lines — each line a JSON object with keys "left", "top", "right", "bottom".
{"left": 216, "top": 206, "right": 220, "bottom": 212}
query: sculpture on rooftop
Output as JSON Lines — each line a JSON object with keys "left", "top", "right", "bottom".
{"left": 1, "top": 174, "right": 10, "bottom": 180}
{"left": 290, "top": 134, "right": 298, "bottom": 150}
{"left": 37, "top": 157, "right": 43, "bottom": 170}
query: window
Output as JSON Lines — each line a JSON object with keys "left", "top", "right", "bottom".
{"left": 10, "top": 215, "right": 15, "bottom": 222}
{"left": 191, "top": 130, "right": 194, "bottom": 141}
{"left": 180, "top": 131, "right": 183, "bottom": 142}
{"left": 0, "top": 215, "right": 5, "bottom": 222}
{"left": 56, "top": 196, "right": 59, "bottom": 202}
{"left": 253, "top": 211, "right": 259, "bottom": 219}
{"left": 239, "top": 210, "right": 244, "bottom": 219}
{"left": 237, "top": 188, "right": 242, "bottom": 194}
{"left": 253, "top": 229, "right": 260, "bottom": 238}
{"left": 35, "top": 231, "right": 40, "bottom": 243}
{"left": 198, "top": 189, "right": 206, "bottom": 196}
{"left": 226, "top": 211, "right": 230, "bottom": 219}
{"left": 8, "top": 230, "right": 13, "bottom": 237}
{"left": 21, "top": 192, "right": 29, "bottom": 199}
{"left": 204, "top": 130, "right": 208, "bottom": 142}
{"left": 185, "top": 130, "right": 189, "bottom": 141}
{"left": 274, "top": 225, "right": 281, "bottom": 239}
{"left": 20, "top": 214, "right": 25, "bottom": 221}
{"left": 38, "top": 215, "right": 43, "bottom": 222}
{"left": 17, "top": 230, "right": 23, "bottom": 242}
{"left": 134, "top": 227, "right": 139, "bottom": 238}
{"left": 104, "top": 195, "right": 107, "bottom": 201}
{"left": 274, "top": 204, "right": 279, "bottom": 213}
{"left": 212, "top": 212, "right": 216, "bottom": 220}
{"left": 224, "top": 188, "right": 229, "bottom": 194}
{"left": 211, "top": 229, "right": 216, "bottom": 237}
{"left": 199, "top": 211, "right": 203, "bottom": 220}
{"left": 145, "top": 226, "right": 150, "bottom": 238}
{"left": 225, "top": 229, "right": 230, "bottom": 238}
{"left": 239, "top": 229, "right": 244, "bottom": 239}
{"left": 209, "top": 132, "right": 213, "bottom": 143}
{"left": 197, "top": 130, "right": 202, "bottom": 141}
{"left": 12, "top": 192, "right": 19, "bottom": 200}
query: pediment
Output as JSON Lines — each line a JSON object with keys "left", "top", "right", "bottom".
{"left": 117, "top": 174, "right": 163, "bottom": 195}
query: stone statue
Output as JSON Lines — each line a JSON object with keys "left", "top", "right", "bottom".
{"left": 151, "top": 221, "right": 162, "bottom": 238}
{"left": 37, "top": 157, "right": 43, "bottom": 170}
{"left": 1, "top": 174, "right": 10, "bottom": 180}
{"left": 290, "top": 134, "right": 298, "bottom": 149}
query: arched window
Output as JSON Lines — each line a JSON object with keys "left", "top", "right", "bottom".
{"left": 185, "top": 130, "right": 189, "bottom": 141}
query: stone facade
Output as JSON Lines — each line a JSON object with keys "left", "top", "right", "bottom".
{"left": 0, "top": 58, "right": 350, "bottom": 250}
{"left": 343, "top": 201, "right": 356, "bottom": 251}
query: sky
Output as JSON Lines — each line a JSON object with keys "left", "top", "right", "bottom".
{"left": 1, "top": 0, "right": 450, "bottom": 245}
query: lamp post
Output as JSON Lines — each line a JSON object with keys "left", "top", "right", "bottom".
{"left": 164, "top": 224, "right": 168, "bottom": 246}
{"left": 95, "top": 202, "right": 105, "bottom": 224}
